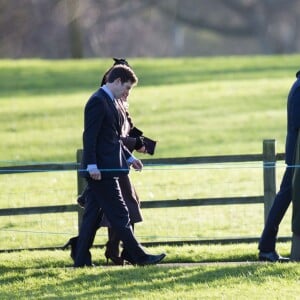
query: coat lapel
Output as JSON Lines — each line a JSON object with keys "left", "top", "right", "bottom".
{"left": 99, "top": 89, "right": 122, "bottom": 135}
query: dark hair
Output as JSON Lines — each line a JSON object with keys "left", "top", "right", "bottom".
{"left": 101, "top": 59, "right": 135, "bottom": 128}
{"left": 107, "top": 65, "right": 138, "bottom": 85}
{"left": 100, "top": 58, "right": 130, "bottom": 86}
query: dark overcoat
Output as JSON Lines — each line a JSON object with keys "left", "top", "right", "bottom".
{"left": 100, "top": 99, "right": 143, "bottom": 226}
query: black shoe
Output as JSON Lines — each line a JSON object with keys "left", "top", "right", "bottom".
{"left": 77, "top": 195, "right": 86, "bottom": 208}
{"left": 121, "top": 249, "right": 136, "bottom": 265}
{"left": 105, "top": 242, "right": 124, "bottom": 266}
{"left": 259, "top": 251, "right": 290, "bottom": 262}
{"left": 137, "top": 253, "right": 166, "bottom": 266}
{"left": 62, "top": 236, "right": 78, "bottom": 261}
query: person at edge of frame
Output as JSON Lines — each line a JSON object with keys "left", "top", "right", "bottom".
{"left": 63, "top": 58, "right": 155, "bottom": 265}
{"left": 72, "top": 63, "right": 165, "bottom": 267}
{"left": 258, "top": 70, "right": 300, "bottom": 262}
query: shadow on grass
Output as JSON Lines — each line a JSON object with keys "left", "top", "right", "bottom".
{"left": 1, "top": 263, "right": 296, "bottom": 299}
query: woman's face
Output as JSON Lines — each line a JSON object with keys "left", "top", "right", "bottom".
{"left": 120, "top": 88, "right": 130, "bottom": 102}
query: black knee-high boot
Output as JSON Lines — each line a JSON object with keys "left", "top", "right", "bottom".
{"left": 104, "top": 227, "right": 123, "bottom": 265}
{"left": 63, "top": 236, "right": 93, "bottom": 266}
{"left": 120, "top": 224, "right": 137, "bottom": 265}
{"left": 62, "top": 236, "right": 78, "bottom": 261}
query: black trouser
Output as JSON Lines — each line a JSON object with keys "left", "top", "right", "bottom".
{"left": 74, "top": 178, "right": 145, "bottom": 267}
{"left": 259, "top": 167, "right": 293, "bottom": 252}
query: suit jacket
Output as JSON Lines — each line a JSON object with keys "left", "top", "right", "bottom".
{"left": 285, "top": 71, "right": 300, "bottom": 165}
{"left": 80, "top": 88, "right": 131, "bottom": 178}
{"left": 99, "top": 99, "right": 143, "bottom": 227}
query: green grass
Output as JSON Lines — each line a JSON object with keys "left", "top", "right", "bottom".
{"left": 0, "top": 243, "right": 297, "bottom": 299}
{"left": 0, "top": 55, "right": 298, "bottom": 162}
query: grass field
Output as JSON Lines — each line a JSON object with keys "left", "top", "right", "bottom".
{"left": 0, "top": 55, "right": 298, "bottom": 162}
{"left": 0, "top": 243, "right": 297, "bottom": 299}
{"left": 0, "top": 55, "right": 300, "bottom": 298}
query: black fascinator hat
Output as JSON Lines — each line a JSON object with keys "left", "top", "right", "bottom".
{"left": 113, "top": 57, "right": 130, "bottom": 67}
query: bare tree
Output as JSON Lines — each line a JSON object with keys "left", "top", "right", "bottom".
{"left": 65, "top": 0, "right": 83, "bottom": 58}
{"left": 0, "top": 0, "right": 300, "bottom": 58}
{"left": 145, "top": 0, "right": 300, "bottom": 54}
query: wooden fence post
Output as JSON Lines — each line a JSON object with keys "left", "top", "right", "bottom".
{"left": 76, "top": 149, "right": 85, "bottom": 232}
{"left": 263, "top": 139, "right": 277, "bottom": 224}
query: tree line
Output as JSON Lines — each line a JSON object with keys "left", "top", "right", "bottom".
{"left": 1, "top": 0, "right": 300, "bottom": 58}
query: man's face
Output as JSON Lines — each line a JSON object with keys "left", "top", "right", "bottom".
{"left": 114, "top": 79, "right": 132, "bottom": 100}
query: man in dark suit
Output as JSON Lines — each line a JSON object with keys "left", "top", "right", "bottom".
{"left": 258, "top": 70, "right": 300, "bottom": 262}
{"left": 74, "top": 65, "right": 165, "bottom": 267}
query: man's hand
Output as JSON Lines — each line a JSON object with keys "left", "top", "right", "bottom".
{"left": 131, "top": 159, "right": 143, "bottom": 171}
{"left": 89, "top": 168, "right": 102, "bottom": 180}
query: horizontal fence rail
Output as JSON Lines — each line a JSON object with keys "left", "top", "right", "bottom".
{"left": 0, "top": 153, "right": 286, "bottom": 174}
{"left": 0, "top": 139, "right": 289, "bottom": 251}
{"left": 0, "top": 156, "right": 258, "bottom": 174}
{"left": 0, "top": 205, "right": 79, "bottom": 216}
{"left": 140, "top": 196, "right": 264, "bottom": 208}
{"left": 0, "top": 163, "right": 78, "bottom": 174}
{"left": 0, "top": 196, "right": 264, "bottom": 217}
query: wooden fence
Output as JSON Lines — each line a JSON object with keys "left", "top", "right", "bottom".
{"left": 0, "top": 139, "right": 290, "bottom": 250}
